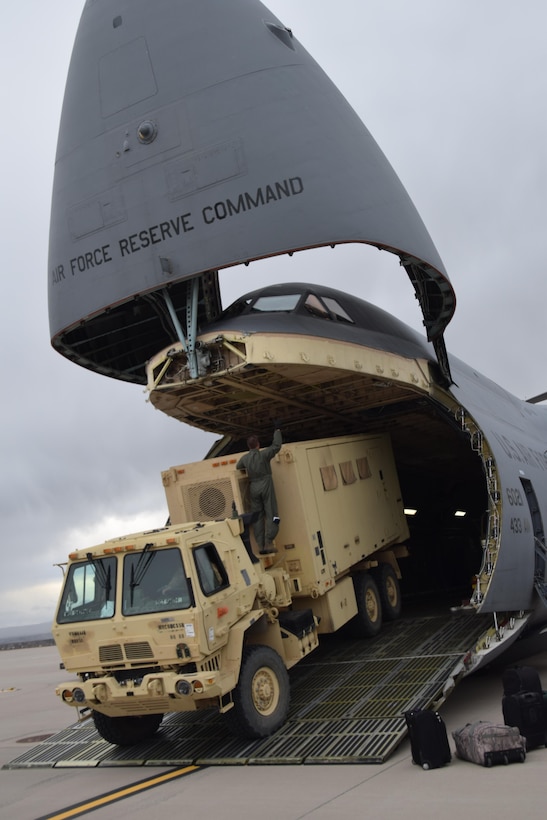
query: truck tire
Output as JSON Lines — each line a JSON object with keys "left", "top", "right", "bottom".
{"left": 348, "top": 572, "right": 382, "bottom": 638}
{"left": 227, "top": 645, "right": 290, "bottom": 739}
{"left": 92, "top": 711, "right": 163, "bottom": 746}
{"left": 372, "top": 564, "right": 402, "bottom": 621}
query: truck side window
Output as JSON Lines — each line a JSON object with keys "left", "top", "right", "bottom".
{"left": 57, "top": 557, "right": 117, "bottom": 623}
{"left": 122, "top": 548, "right": 193, "bottom": 615}
{"left": 193, "top": 543, "right": 229, "bottom": 596}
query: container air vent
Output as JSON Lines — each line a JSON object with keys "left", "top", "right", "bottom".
{"left": 185, "top": 479, "right": 233, "bottom": 520}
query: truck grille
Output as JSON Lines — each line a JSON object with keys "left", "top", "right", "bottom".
{"left": 99, "top": 644, "right": 123, "bottom": 663}
{"left": 199, "top": 653, "right": 220, "bottom": 672}
{"left": 99, "top": 642, "right": 154, "bottom": 663}
{"left": 125, "top": 642, "right": 154, "bottom": 659}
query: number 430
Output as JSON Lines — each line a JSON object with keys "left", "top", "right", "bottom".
{"left": 510, "top": 517, "right": 523, "bottom": 533}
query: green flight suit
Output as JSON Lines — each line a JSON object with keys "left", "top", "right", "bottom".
{"left": 236, "top": 429, "right": 282, "bottom": 548}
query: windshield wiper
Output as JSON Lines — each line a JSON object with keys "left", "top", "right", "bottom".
{"left": 129, "top": 543, "right": 155, "bottom": 606}
{"left": 86, "top": 553, "right": 112, "bottom": 600}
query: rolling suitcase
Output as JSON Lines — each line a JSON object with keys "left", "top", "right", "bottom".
{"left": 452, "top": 721, "right": 526, "bottom": 767}
{"left": 502, "top": 665, "right": 542, "bottom": 696}
{"left": 502, "top": 690, "right": 547, "bottom": 749}
{"left": 404, "top": 709, "right": 451, "bottom": 770}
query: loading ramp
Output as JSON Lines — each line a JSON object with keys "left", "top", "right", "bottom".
{"left": 6, "top": 609, "right": 490, "bottom": 769}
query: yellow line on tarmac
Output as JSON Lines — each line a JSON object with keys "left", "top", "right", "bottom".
{"left": 38, "top": 765, "right": 200, "bottom": 820}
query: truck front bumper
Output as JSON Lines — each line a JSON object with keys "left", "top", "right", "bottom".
{"left": 56, "top": 668, "right": 235, "bottom": 716}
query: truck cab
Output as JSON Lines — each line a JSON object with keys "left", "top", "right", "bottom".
{"left": 53, "top": 518, "right": 315, "bottom": 745}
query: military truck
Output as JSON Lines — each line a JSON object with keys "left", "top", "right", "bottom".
{"left": 53, "top": 433, "right": 409, "bottom": 746}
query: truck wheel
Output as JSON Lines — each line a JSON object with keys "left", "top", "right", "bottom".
{"left": 228, "top": 645, "right": 290, "bottom": 739}
{"left": 348, "top": 572, "right": 382, "bottom": 638}
{"left": 92, "top": 711, "right": 163, "bottom": 746}
{"left": 372, "top": 564, "right": 402, "bottom": 621}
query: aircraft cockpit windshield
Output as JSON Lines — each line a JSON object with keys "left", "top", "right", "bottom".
{"left": 252, "top": 294, "right": 300, "bottom": 312}
{"left": 303, "top": 294, "right": 354, "bottom": 323}
{"left": 222, "top": 290, "right": 355, "bottom": 324}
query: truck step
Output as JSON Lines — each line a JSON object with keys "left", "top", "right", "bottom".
{"left": 278, "top": 609, "right": 316, "bottom": 639}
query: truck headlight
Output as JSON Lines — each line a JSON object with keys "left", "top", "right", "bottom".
{"left": 60, "top": 687, "right": 85, "bottom": 704}
{"left": 72, "top": 687, "right": 86, "bottom": 703}
{"left": 175, "top": 679, "right": 192, "bottom": 696}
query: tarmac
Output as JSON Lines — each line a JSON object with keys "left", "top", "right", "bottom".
{"left": 1, "top": 640, "right": 545, "bottom": 820}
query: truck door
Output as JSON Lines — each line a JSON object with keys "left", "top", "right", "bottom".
{"left": 191, "top": 542, "right": 236, "bottom": 653}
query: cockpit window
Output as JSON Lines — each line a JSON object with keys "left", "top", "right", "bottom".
{"left": 303, "top": 294, "right": 330, "bottom": 318}
{"left": 122, "top": 547, "right": 193, "bottom": 615}
{"left": 302, "top": 294, "right": 354, "bottom": 323}
{"left": 57, "top": 556, "right": 117, "bottom": 623}
{"left": 251, "top": 294, "right": 301, "bottom": 312}
{"left": 219, "top": 297, "right": 252, "bottom": 320}
{"left": 322, "top": 297, "right": 354, "bottom": 323}
{"left": 220, "top": 290, "right": 354, "bottom": 323}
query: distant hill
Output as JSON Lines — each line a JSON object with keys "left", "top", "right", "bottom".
{"left": 0, "top": 622, "right": 53, "bottom": 646}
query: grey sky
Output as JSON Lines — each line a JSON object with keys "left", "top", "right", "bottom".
{"left": 1, "top": 0, "right": 545, "bottom": 627}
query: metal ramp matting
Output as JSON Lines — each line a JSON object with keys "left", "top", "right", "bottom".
{"left": 5, "top": 611, "right": 489, "bottom": 769}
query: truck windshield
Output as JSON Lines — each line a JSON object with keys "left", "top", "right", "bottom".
{"left": 57, "top": 556, "right": 117, "bottom": 623}
{"left": 122, "top": 547, "right": 194, "bottom": 615}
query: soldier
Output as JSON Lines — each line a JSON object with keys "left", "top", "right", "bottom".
{"left": 236, "top": 424, "right": 282, "bottom": 554}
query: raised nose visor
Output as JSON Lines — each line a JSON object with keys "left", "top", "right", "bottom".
{"left": 49, "top": 0, "right": 454, "bottom": 385}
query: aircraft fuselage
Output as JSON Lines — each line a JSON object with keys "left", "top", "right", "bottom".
{"left": 146, "top": 282, "right": 547, "bottom": 622}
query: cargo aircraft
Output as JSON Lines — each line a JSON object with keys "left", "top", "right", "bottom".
{"left": 48, "top": 0, "right": 547, "bottom": 672}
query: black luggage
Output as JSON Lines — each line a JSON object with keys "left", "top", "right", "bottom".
{"left": 404, "top": 709, "right": 451, "bottom": 770}
{"left": 502, "top": 665, "right": 542, "bottom": 696}
{"left": 502, "top": 690, "right": 547, "bottom": 749}
{"left": 452, "top": 721, "right": 526, "bottom": 767}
